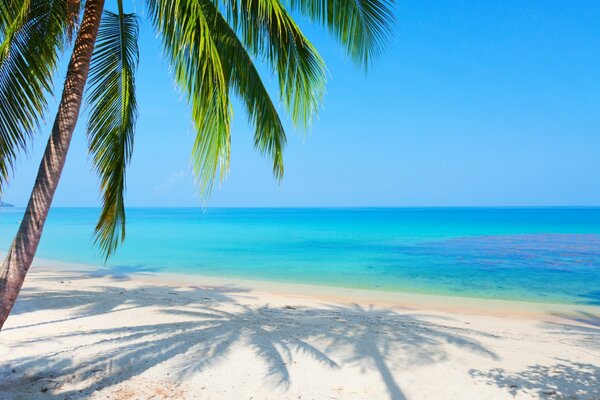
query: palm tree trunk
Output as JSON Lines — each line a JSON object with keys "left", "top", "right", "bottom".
{"left": 0, "top": 0, "right": 105, "bottom": 330}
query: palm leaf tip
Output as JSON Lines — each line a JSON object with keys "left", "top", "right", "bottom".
{"left": 171, "top": 0, "right": 326, "bottom": 190}
{"left": 86, "top": 9, "right": 139, "bottom": 258}
{"left": 147, "top": 0, "right": 232, "bottom": 195}
{"left": 202, "top": 1, "right": 288, "bottom": 181}
{"left": 287, "top": 0, "right": 396, "bottom": 69}
{"left": 225, "top": 0, "right": 328, "bottom": 127}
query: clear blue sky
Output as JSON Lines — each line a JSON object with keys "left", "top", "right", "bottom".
{"left": 4, "top": 0, "right": 600, "bottom": 207}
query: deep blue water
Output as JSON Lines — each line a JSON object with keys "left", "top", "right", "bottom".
{"left": 1, "top": 207, "right": 599, "bottom": 305}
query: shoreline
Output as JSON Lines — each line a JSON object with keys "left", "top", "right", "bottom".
{"left": 23, "top": 254, "right": 600, "bottom": 320}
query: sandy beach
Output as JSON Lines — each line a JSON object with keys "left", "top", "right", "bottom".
{"left": 0, "top": 0, "right": 597, "bottom": 397}
{"left": 0, "top": 260, "right": 599, "bottom": 400}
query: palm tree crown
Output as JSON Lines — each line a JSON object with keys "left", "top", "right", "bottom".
{"left": 0, "top": 0, "right": 395, "bottom": 257}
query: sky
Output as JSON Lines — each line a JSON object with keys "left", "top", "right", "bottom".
{"left": 3, "top": 0, "right": 600, "bottom": 207}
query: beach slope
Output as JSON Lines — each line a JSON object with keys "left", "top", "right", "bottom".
{"left": 0, "top": 265, "right": 599, "bottom": 400}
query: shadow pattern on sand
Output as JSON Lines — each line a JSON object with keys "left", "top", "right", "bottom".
{"left": 0, "top": 273, "right": 502, "bottom": 400}
{"left": 469, "top": 310, "right": 600, "bottom": 399}
{"left": 470, "top": 360, "right": 600, "bottom": 399}
{"left": 544, "top": 310, "right": 600, "bottom": 353}
{"left": 4, "top": 281, "right": 249, "bottom": 333}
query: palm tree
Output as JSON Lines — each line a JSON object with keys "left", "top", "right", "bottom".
{"left": 0, "top": 0, "right": 395, "bottom": 329}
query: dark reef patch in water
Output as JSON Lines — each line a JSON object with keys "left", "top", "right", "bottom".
{"left": 396, "top": 234, "right": 600, "bottom": 272}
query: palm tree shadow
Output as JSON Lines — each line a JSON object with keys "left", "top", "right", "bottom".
{"left": 469, "top": 360, "right": 600, "bottom": 398}
{"left": 5, "top": 282, "right": 250, "bottom": 331}
{"left": 81, "top": 264, "right": 165, "bottom": 281}
{"left": 32, "top": 264, "right": 165, "bottom": 282}
{"left": 2, "top": 286, "right": 497, "bottom": 400}
{"left": 543, "top": 310, "right": 600, "bottom": 352}
{"left": 322, "top": 304, "right": 497, "bottom": 400}
{"left": 468, "top": 310, "right": 600, "bottom": 398}
{"left": 2, "top": 304, "right": 338, "bottom": 398}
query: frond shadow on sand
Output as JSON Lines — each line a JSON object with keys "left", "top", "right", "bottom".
{"left": 1, "top": 271, "right": 499, "bottom": 400}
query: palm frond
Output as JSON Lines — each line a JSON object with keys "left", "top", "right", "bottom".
{"left": 146, "top": 0, "right": 392, "bottom": 194}
{"left": 203, "top": 1, "right": 286, "bottom": 178}
{"left": 86, "top": 8, "right": 139, "bottom": 257}
{"left": 222, "top": 0, "right": 327, "bottom": 128}
{"left": 0, "top": 0, "right": 70, "bottom": 194}
{"left": 286, "top": 0, "right": 395, "bottom": 68}
{"left": 147, "top": 0, "right": 327, "bottom": 191}
{"left": 0, "top": 0, "right": 32, "bottom": 62}
{"left": 146, "top": 0, "right": 231, "bottom": 193}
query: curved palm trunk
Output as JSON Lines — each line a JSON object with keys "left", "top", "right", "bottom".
{"left": 0, "top": 0, "right": 105, "bottom": 330}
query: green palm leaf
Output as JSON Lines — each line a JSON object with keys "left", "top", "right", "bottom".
{"left": 86, "top": 8, "right": 139, "bottom": 257}
{"left": 222, "top": 0, "right": 327, "bottom": 128}
{"left": 147, "top": 0, "right": 328, "bottom": 193}
{"left": 0, "top": 0, "right": 71, "bottom": 193}
{"left": 203, "top": 1, "right": 286, "bottom": 178}
{"left": 146, "top": 0, "right": 232, "bottom": 193}
{"left": 286, "top": 0, "right": 395, "bottom": 68}
{"left": 0, "top": 0, "right": 32, "bottom": 62}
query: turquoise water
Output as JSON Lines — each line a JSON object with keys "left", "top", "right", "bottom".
{"left": 1, "top": 207, "right": 600, "bottom": 305}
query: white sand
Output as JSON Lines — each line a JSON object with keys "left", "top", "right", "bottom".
{"left": 0, "top": 261, "right": 599, "bottom": 400}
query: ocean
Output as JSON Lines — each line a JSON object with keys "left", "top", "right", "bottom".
{"left": 1, "top": 207, "right": 599, "bottom": 305}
